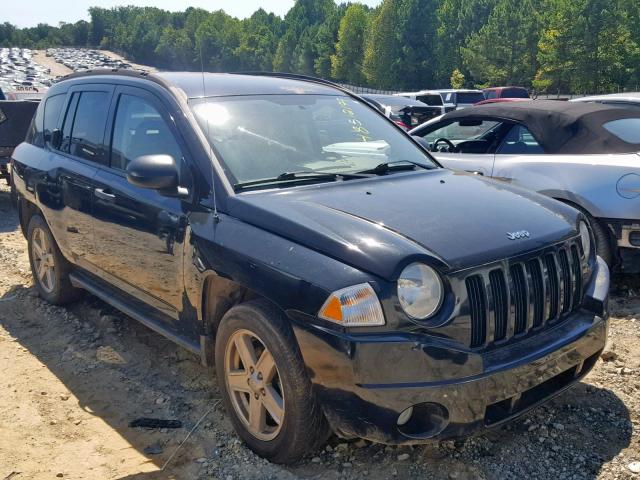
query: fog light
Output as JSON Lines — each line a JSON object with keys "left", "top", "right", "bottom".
{"left": 397, "top": 406, "right": 414, "bottom": 426}
{"left": 397, "top": 402, "right": 449, "bottom": 439}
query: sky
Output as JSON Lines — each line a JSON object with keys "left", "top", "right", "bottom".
{"left": 5, "top": 0, "right": 382, "bottom": 28}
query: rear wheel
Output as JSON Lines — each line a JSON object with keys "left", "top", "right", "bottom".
{"left": 27, "top": 215, "right": 81, "bottom": 304}
{"left": 215, "top": 300, "right": 330, "bottom": 463}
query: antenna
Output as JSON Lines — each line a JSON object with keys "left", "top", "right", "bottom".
{"left": 199, "top": 42, "right": 219, "bottom": 222}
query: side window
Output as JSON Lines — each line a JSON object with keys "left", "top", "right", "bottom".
{"left": 602, "top": 118, "right": 640, "bottom": 143}
{"left": 485, "top": 91, "right": 497, "bottom": 100}
{"left": 68, "top": 91, "right": 110, "bottom": 163}
{"left": 110, "top": 94, "right": 183, "bottom": 170}
{"left": 25, "top": 103, "right": 44, "bottom": 147}
{"left": 423, "top": 120, "right": 500, "bottom": 143}
{"left": 43, "top": 94, "right": 65, "bottom": 148}
{"left": 60, "top": 93, "right": 78, "bottom": 153}
{"left": 497, "top": 125, "right": 544, "bottom": 154}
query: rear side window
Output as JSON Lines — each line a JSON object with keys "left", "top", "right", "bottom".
{"left": 603, "top": 118, "right": 640, "bottom": 143}
{"left": 43, "top": 94, "right": 65, "bottom": 148}
{"left": 67, "top": 91, "right": 109, "bottom": 163}
{"left": 25, "top": 103, "right": 44, "bottom": 147}
{"left": 502, "top": 88, "right": 529, "bottom": 99}
{"left": 110, "top": 94, "right": 183, "bottom": 170}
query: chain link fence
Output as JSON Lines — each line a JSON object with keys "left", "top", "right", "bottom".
{"left": 337, "top": 82, "right": 640, "bottom": 99}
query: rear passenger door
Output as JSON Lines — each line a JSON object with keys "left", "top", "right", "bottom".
{"left": 40, "top": 85, "right": 113, "bottom": 267}
{"left": 91, "top": 85, "right": 190, "bottom": 324}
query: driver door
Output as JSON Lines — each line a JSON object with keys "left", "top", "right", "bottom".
{"left": 416, "top": 119, "right": 503, "bottom": 176}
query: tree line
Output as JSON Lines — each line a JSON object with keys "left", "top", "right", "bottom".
{"left": 1, "top": 0, "right": 639, "bottom": 93}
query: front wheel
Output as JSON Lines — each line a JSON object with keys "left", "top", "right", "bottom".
{"left": 585, "top": 214, "right": 614, "bottom": 268}
{"left": 215, "top": 300, "right": 330, "bottom": 463}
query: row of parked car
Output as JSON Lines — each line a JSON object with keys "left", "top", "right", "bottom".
{"left": 46, "top": 48, "right": 138, "bottom": 72}
{"left": 0, "top": 48, "right": 52, "bottom": 96}
{"left": 6, "top": 68, "right": 625, "bottom": 463}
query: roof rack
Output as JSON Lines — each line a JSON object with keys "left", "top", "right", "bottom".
{"left": 55, "top": 68, "right": 176, "bottom": 92}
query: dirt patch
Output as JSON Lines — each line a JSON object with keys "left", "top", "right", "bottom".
{"left": 0, "top": 181, "right": 639, "bottom": 479}
{"left": 33, "top": 50, "right": 72, "bottom": 77}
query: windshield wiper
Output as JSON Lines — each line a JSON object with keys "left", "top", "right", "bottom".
{"left": 355, "top": 160, "right": 434, "bottom": 175}
{"left": 234, "top": 170, "right": 369, "bottom": 191}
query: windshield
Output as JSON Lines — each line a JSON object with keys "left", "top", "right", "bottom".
{"left": 456, "top": 92, "right": 485, "bottom": 104}
{"left": 416, "top": 94, "right": 443, "bottom": 106}
{"left": 190, "top": 94, "right": 437, "bottom": 188}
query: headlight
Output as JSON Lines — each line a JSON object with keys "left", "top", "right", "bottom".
{"left": 318, "top": 283, "right": 385, "bottom": 326}
{"left": 579, "top": 221, "right": 591, "bottom": 259}
{"left": 397, "top": 263, "right": 443, "bottom": 319}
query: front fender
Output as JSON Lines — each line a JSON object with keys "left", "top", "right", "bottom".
{"left": 184, "top": 212, "right": 381, "bottom": 330}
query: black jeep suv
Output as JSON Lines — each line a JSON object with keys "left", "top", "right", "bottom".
{"left": 11, "top": 70, "right": 609, "bottom": 463}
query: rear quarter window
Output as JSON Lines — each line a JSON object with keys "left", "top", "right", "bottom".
{"left": 603, "top": 118, "right": 640, "bottom": 144}
{"left": 43, "top": 94, "right": 65, "bottom": 148}
{"left": 25, "top": 104, "right": 44, "bottom": 146}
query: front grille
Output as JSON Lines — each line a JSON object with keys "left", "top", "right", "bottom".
{"left": 466, "top": 239, "right": 586, "bottom": 349}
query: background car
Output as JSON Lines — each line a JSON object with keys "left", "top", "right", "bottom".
{"left": 361, "top": 94, "right": 442, "bottom": 129}
{"left": 483, "top": 86, "right": 530, "bottom": 101}
{"left": 433, "top": 89, "right": 486, "bottom": 110}
{"left": 393, "top": 90, "right": 448, "bottom": 114}
{"left": 474, "top": 97, "right": 531, "bottom": 106}
{"left": 410, "top": 100, "right": 640, "bottom": 272}
{"left": 0, "top": 99, "right": 39, "bottom": 184}
{"left": 571, "top": 92, "right": 640, "bottom": 111}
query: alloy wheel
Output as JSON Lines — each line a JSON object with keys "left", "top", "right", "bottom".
{"left": 31, "top": 227, "right": 56, "bottom": 293}
{"left": 224, "top": 329, "right": 285, "bottom": 441}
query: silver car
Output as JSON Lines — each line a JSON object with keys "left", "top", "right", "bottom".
{"left": 571, "top": 92, "right": 640, "bottom": 111}
{"left": 410, "top": 100, "right": 640, "bottom": 272}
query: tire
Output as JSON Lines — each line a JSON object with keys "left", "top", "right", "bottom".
{"left": 27, "top": 215, "right": 81, "bottom": 305}
{"left": 215, "top": 299, "right": 330, "bottom": 463}
{"left": 559, "top": 201, "right": 615, "bottom": 268}
{"left": 584, "top": 213, "right": 614, "bottom": 268}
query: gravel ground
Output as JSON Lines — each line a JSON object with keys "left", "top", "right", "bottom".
{"left": 0, "top": 181, "right": 639, "bottom": 480}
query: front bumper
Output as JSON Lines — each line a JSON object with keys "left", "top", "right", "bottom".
{"left": 291, "top": 257, "right": 609, "bottom": 444}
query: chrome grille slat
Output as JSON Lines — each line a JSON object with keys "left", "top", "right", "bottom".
{"left": 466, "top": 276, "right": 487, "bottom": 348}
{"left": 466, "top": 240, "right": 585, "bottom": 350}
{"left": 527, "top": 259, "right": 545, "bottom": 328}
{"left": 510, "top": 263, "right": 527, "bottom": 335}
{"left": 559, "top": 248, "right": 572, "bottom": 314}
{"left": 489, "top": 269, "right": 508, "bottom": 342}
{"left": 544, "top": 253, "right": 560, "bottom": 322}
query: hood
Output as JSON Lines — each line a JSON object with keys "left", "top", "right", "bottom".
{"left": 228, "top": 170, "right": 579, "bottom": 280}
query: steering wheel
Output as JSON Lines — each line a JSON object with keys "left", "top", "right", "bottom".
{"left": 432, "top": 137, "right": 457, "bottom": 153}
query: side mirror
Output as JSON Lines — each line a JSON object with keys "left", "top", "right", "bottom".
{"left": 126, "top": 154, "right": 179, "bottom": 191}
{"left": 51, "top": 128, "right": 62, "bottom": 149}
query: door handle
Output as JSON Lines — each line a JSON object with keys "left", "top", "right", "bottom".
{"left": 466, "top": 170, "right": 484, "bottom": 176}
{"left": 94, "top": 188, "right": 116, "bottom": 201}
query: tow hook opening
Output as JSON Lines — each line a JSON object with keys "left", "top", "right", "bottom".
{"left": 397, "top": 402, "right": 449, "bottom": 439}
